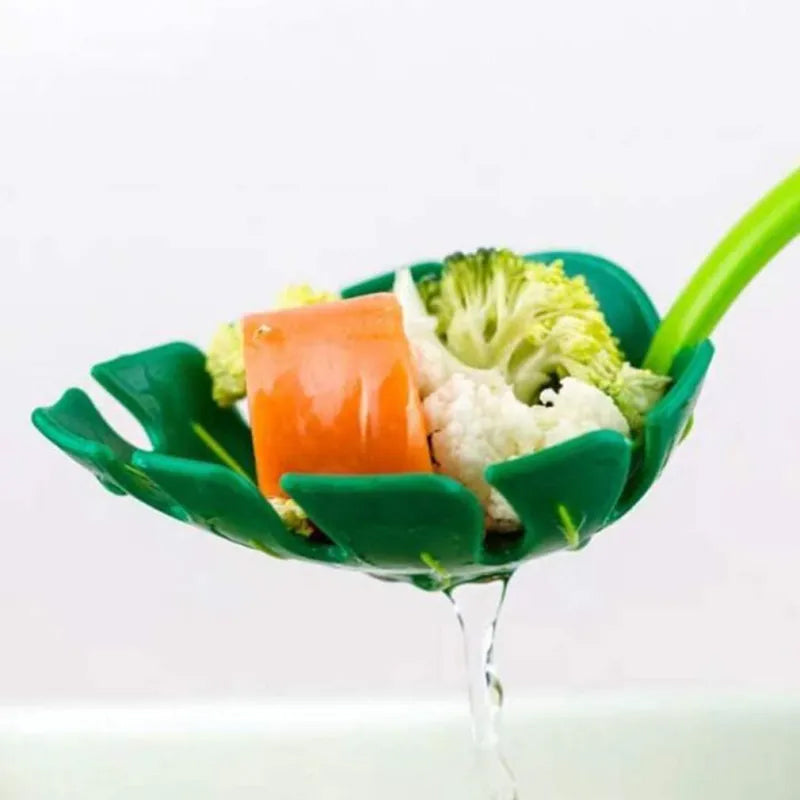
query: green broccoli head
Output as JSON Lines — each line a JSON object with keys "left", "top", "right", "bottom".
{"left": 422, "top": 248, "right": 668, "bottom": 429}
{"left": 607, "top": 363, "right": 672, "bottom": 431}
{"left": 426, "top": 248, "right": 620, "bottom": 396}
{"left": 206, "top": 322, "right": 246, "bottom": 407}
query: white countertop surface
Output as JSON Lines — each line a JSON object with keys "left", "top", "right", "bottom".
{"left": 2, "top": 693, "right": 800, "bottom": 799}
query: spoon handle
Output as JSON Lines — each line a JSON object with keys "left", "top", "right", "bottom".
{"left": 644, "top": 167, "right": 800, "bottom": 374}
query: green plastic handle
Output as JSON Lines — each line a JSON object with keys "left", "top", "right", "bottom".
{"left": 645, "top": 167, "right": 800, "bottom": 374}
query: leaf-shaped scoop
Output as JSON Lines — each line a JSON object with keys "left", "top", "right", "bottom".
{"left": 29, "top": 257, "right": 703, "bottom": 589}
{"left": 32, "top": 167, "right": 798, "bottom": 589}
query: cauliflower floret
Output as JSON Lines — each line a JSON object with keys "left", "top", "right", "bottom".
{"left": 423, "top": 374, "right": 630, "bottom": 530}
{"left": 269, "top": 497, "right": 314, "bottom": 536}
{"left": 424, "top": 374, "right": 543, "bottom": 526}
{"left": 408, "top": 336, "right": 459, "bottom": 398}
{"left": 539, "top": 377, "right": 629, "bottom": 448}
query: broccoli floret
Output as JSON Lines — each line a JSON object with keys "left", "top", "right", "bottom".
{"left": 393, "top": 267, "right": 504, "bottom": 397}
{"left": 206, "top": 322, "right": 246, "bottom": 407}
{"left": 607, "top": 363, "right": 672, "bottom": 431}
{"left": 275, "top": 285, "right": 338, "bottom": 309}
{"left": 422, "top": 248, "right": 668, "bottom": 429}
{"left": 427, "top": 248, "right": 621, "bottom": 398}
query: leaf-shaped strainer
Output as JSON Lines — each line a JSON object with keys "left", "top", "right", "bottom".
{"left": 33, "top": 167, "right": 800, "bottom": 590}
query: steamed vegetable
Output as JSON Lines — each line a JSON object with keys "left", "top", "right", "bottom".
{"left": 243, "top": 293, "right": 432, "bottom": 499}
{"left": 206, "top": 284, "right": 339, "bottom": 533}
{"left": 393, "top": 267, "right": 503, "bottom": 396}
{"left": 607, "top": 362, "right": 671, "bottom": 431}
{"left": 418, "top": 248, "right": 668, "bottom": 429}
{"left": 423, "top": 374, "right": 629, "bottom": 528}
{"left": 206, "top": 322, "right": 246, "bottom": 408}
{"left": 270, "top": 497, "right": 314, "bottom": 537}
{"left": 275, "top": 285, "right": 338, "bottom": 309}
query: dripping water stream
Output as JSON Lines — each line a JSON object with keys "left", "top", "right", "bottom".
{"left": 447, "top": 578, "right": 518, "bottom": 800}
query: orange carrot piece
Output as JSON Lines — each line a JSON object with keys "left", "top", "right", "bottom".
{"left": 243, "top": 293, "right": 432, "bottom": 498}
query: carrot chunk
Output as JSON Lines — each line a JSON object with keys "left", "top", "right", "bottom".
{"left": 243, "top": 293, "right": 432, "bottom": 497}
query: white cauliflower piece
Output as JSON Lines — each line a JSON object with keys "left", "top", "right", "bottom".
{"left": 538, "top": 377, "right": 629, "bottom": 448}
{"left": 269, "top": 497, "right": 313, "bottom": 536}
{"left": 424, "top": 374, "right": 544, "bottom": 526}
{"left": 424, "top": 374, "right": 630, "bottom": 530}
{"left": 396, "top": 266, "right": 632, "bottom": 530}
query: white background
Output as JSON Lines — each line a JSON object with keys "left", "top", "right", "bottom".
{"left": 1, "top": 0, "right": 799, "bottom": 703}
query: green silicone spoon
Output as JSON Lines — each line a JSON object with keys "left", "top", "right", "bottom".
{"left": 30, "top": 253, "right": 710, "bottom": 590}
{"left": 645, "top": 166, "right": 800, "bottom": 374}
